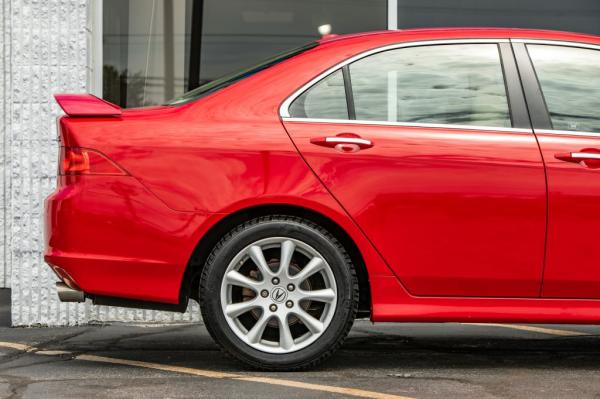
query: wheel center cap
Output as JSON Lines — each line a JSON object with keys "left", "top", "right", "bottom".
{"left": 270, "top": 287, "right": 287, "bottom": 303}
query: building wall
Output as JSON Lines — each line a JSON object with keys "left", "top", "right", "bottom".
{"left": 4, "top": 0, "right": 200, "bottom": 326}
{"left": 1, "top": 0, "right": 8, "bottom": 288}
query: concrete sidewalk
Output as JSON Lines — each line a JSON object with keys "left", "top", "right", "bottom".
{"left": 0, "top": 320, "right": 599, "bottom": 398}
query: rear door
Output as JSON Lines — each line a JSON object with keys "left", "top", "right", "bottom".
{"left": 514, "top": 41, "right": 600, "bottom": 298}
{"left": 282, "top": 40, "right": 547, "bottom": 297}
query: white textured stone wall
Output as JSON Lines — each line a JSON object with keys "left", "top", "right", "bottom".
{"left": 6, "top": 0, "right": 200, "bottom": 326}
{"left": 1, "top": 0, "right": 8, "bottom": 288}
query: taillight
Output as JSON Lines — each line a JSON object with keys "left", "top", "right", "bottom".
{"left": 60, "top": 147, "right": 126, "bottom": 175}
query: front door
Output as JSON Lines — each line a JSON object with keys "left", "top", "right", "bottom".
{"left": 282, "top": 42, "right": 547, "bottom": 297}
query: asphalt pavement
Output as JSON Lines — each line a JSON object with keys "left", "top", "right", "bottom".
{"left": 0, "top": 318, "right": 599, "bottom": 399}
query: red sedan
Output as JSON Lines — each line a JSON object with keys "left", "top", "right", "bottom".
{"left": 46, "top": 28, "right": 600, "bottom": 370}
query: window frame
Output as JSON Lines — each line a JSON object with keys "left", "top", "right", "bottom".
{"left": 513, "top": 39, "right": 600, "bottom": 136}
{"left": 281, "top": 38, "right": 532, "bottom": 133}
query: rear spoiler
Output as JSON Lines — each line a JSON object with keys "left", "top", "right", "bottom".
{"left": 54, "top": 94, "right": 122, "bottom": 117}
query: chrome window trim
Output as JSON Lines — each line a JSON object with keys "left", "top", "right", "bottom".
{"left": 279, "top": 38, "right": 510, "bottom": 119}
{"left": 282, "top": 117, "right": 532, "bottom": 134}
{"left": 511, "top": 39, "right": 600, "bottom": 52}
{"left": 535, "top": 129, "right": 600, "bottom": 138}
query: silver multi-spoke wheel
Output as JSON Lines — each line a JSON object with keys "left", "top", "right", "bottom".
{"left": 202, "top": 217, "right": 357, "bottom": 369}
{"left": 220, "top": 237, "right": 338, "bottom": 354}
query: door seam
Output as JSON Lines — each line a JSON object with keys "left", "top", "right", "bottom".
{"left": 510, "top": 39, "right": 549, "bottom": 297}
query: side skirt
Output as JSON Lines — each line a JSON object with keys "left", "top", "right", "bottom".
{"left": 372, "top": 276, "right": 600, "bottom": 324}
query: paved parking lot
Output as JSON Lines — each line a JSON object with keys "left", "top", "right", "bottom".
{"left": 0, "top": 320, "right": 599, "bottom": 399}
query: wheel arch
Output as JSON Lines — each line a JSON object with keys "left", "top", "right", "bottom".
{"left": 182, "top": 204, "right": 371, "bottom": 317}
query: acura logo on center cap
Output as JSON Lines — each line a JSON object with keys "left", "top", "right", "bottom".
{"left": 271, "top": 287, "right": 287, "bottom": 303}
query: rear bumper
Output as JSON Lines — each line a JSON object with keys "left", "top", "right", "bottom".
{"left": 44, "top": 175, "right": 208, "bottom": 304}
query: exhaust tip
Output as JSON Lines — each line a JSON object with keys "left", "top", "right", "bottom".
{"left": 56, "top": 282, "right": 85, "bottom": 302}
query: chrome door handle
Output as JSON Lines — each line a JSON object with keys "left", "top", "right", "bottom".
{"left": 310, "top": 134, "right": 373, "bottom": 152}
{"left": 555, "top": 150, "right": 600, "bottom": 169}
{"left": 555, "top": 151, "right": 600, "bottom": 162}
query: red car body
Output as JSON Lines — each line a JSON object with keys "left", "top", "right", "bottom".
{"left": 45, "top": 28, "right": 600, "bottom": 324}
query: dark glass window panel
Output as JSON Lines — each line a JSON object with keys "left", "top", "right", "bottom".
{"left": 103, "top": 0, "right": 386, "bottom": 108}
{"left": 289, "top": 70, "right": 348, "bottom": 119}
{"left": 397, "top": 0, "right": 600, "bottom": 36}
{"left": 529, "top": 45, "right": 600, "bottom": 133}
{"left": 103, "top": 0, "right": 193, "bottom": 108}
{"left": 349, "top": 44, "right": 511, "bottom": 128}
{"left": 102, "top": 0, "right": 131, "bottom": 108}
{"left": 196, "top": 0, "right": 386, "bottom": 86}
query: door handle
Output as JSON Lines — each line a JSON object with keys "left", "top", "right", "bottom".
{"left": 310, "top": 134, "right": 373, "bottom": 153}
{"left": 555, "top": 149, "right": 600, "bottom": 168}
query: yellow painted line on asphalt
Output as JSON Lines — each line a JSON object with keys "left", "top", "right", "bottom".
{"left": 464, "top": 323, "right": 590, "bottom": 337}
{"left": 37, "top": 350, "right": 75, "bottom": 356}
{"left": 76, "top": 354, "right": 240, "bottom": 379}
{"left": 0, "top": 342, "right": 413, "bottom": 399}
{"left": 0, "top": 341, "right": 36, "bottom": 352}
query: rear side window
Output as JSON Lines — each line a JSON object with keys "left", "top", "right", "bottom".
{"left": 288, "top": 43, "right": 512, "bottom": 128}
{"left": 288, "top": 70, "right": 348, "bottom": 119}
{"left": 349, "top": 44, "right": 511, "bottom": 128}
{"left": 528, "top": 45, "right": 600, "bottom": 133}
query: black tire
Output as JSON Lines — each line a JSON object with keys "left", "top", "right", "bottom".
{"left": 199, "top": 215, "right": 358, "bottom": 371}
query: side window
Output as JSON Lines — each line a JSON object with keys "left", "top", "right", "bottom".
{"left": 289, "top": 70, "right": 348, "bottom": 119}
{"left": 528, "top": 45, "right": 600, "bottom": 133}
{"left": 349, "top": 44, "right": 512, "bottom": 128}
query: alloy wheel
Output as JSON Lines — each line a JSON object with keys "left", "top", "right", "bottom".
{"left": 220, "top": 237, "right": 338, "bottom": 354}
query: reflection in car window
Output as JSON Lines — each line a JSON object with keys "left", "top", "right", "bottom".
{"left": 349, "top": 44, "right": 511, "bottom": 128}
{"left": 289, "top": 70, "right": 348, "bottom": 119}
{"left": 528, "top": 45, "right": 600, "bottom": 133}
